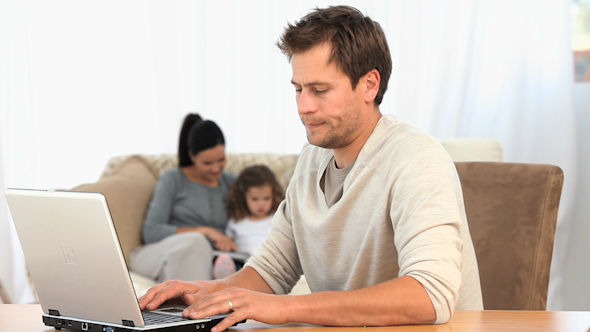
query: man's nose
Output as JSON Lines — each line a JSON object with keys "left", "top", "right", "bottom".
{"left": 297, "top": 90, "right": 316, "bottom": 115}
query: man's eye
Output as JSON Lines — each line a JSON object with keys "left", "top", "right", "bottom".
{"left": 315, "top": 89, "right": 327, "bottom": 94}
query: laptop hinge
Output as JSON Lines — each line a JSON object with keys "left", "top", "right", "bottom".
{"left": 48, "top": 309, "right": 61, "bottom": 316}
{"left": 122, "top": 319, "right": 135, "bottom": 327}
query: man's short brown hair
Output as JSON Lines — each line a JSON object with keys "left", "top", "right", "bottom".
{"left": 277, "top": 5, "right": 392, "bottom": 105}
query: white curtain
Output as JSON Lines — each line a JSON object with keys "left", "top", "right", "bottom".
{"left": 0, "top": 0, "right": 580, "bottom": 309}
{"left": 0, "top": 0, "right": 37, "bottom": 303}
{"left": 376, "top": 1, "right": 577, "bottom": 310}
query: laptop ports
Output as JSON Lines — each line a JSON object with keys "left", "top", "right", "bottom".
{"left": 81, "top": 322, "right": 89, "bottom": 331}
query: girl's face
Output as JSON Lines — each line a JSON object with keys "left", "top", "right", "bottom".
{"left": 189, "top": 144, "right": 226, "bottom": 184}
{"left": 245, "top": 184, "right": 273, "bottom": 220}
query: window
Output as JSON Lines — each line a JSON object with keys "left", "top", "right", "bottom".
{"left": 573, "top": 0, "right": 590, "bottom": 82}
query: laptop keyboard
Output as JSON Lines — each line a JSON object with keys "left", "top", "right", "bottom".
{"left": 142, "top": 311, "right": 190, "bottom": 325}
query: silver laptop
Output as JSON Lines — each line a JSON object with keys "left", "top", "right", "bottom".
{"left": 5, "top": 188, "right": 242, "bottom": 332}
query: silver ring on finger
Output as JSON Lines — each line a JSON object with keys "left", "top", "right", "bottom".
{"left": 227, "top": 299, "right": 233, "bottom": 311}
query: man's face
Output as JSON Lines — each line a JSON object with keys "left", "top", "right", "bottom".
{"left": 291, "top": 43, "right": 366, "bottom": 149}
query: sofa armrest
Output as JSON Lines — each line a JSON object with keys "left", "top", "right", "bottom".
{"left": 72, "top": 155, "right": 159, "bottom": 263}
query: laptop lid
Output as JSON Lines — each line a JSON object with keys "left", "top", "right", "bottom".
{"left": 5, "top": 188, "right": 232, "bottom": 331}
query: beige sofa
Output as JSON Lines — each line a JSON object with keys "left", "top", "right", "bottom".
{"left": 72, "top": 138, "right": 503, "bottom": 297}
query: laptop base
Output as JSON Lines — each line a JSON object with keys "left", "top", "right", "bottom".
{"left": 44, "top": 313, "right": 243, "bottom": 332}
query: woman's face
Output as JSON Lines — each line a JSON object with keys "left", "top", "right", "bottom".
{"left": 190, "top": 144, "right": 227, "bottom": 183}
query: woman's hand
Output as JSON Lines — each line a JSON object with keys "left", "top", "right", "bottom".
{"left": 177, "top": 227, "right": 238, "bottom": 252}
{"left": 204, "top": 228, "right": 238, "bottom": 252}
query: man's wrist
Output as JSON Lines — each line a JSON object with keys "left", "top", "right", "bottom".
{"left": 282, "top": 294, "right": 304, "bottom": 323}
{"left": 207, "top": 279, "right": 233, "bottom": 293}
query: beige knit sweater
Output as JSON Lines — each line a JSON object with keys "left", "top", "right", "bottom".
{"left": 247, "top": 115, "right": 483, "bottom": 324}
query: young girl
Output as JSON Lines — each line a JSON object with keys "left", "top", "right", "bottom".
{"left": 213, "top": 165, "right": 284, "bottom": 278}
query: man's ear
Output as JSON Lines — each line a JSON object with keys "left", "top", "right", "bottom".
{"left": 363, "top": 69, "right": 380, "bottom": 103}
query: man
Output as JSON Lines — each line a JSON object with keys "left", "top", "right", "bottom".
{"left": 139, "top": 5, "right": 483, "bottom": 329}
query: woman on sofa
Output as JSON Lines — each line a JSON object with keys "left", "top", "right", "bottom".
{"left": 129, "top": 114, "right": 237, "bottom": 282}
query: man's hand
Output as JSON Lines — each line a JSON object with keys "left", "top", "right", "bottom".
{"left": 138, "top": 268, "right": 285, "bottom": 331}
{"left": 138, "top": 277, "right": 291, "bottom": 332}
{"left": 184, "top": 287, "right": 293, "bottom": 332}
{"left": 138, "top": 280, "right": 215, "bottom": 311}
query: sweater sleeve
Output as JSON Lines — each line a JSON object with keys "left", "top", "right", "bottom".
{"left": 142, "top": 171, "right": 178, "bottom": 244}
{"left": 389, "top": 139, "right": 464, "bottom": 324}
{"left": 245, "top": 187, "right": 303, "bottom": 295}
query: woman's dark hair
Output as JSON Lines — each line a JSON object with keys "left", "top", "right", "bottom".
{"left": 178, "top": 113, "right": 225, "bottom": 167}
{"left": 227, "top": 165, "right": 285, "bottom": 221}
{"left": 178, "top": 113, "right": 202, "bottom": 167}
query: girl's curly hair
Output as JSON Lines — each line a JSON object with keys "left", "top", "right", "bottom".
{"left": 227, "top": 165, "right": 284, "bottom": 221}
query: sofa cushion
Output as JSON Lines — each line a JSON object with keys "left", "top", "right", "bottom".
{"left": 224, "top": 153, "right": 299, "bottom": 192}
{"left": 99, "top": 152, "right": 300, "bottom": 195}
{"left": 72, "top": 155, "right": 158, "bottom": 263}
{"left": 440, "top": 138, "right": 503, "bottom": 162}
{"left": 99, "top": 153, "right": 177, "bottom": 180}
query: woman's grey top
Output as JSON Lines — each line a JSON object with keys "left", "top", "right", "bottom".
{"left": 142, "top": 167, "right": 237, "bottom": 244}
